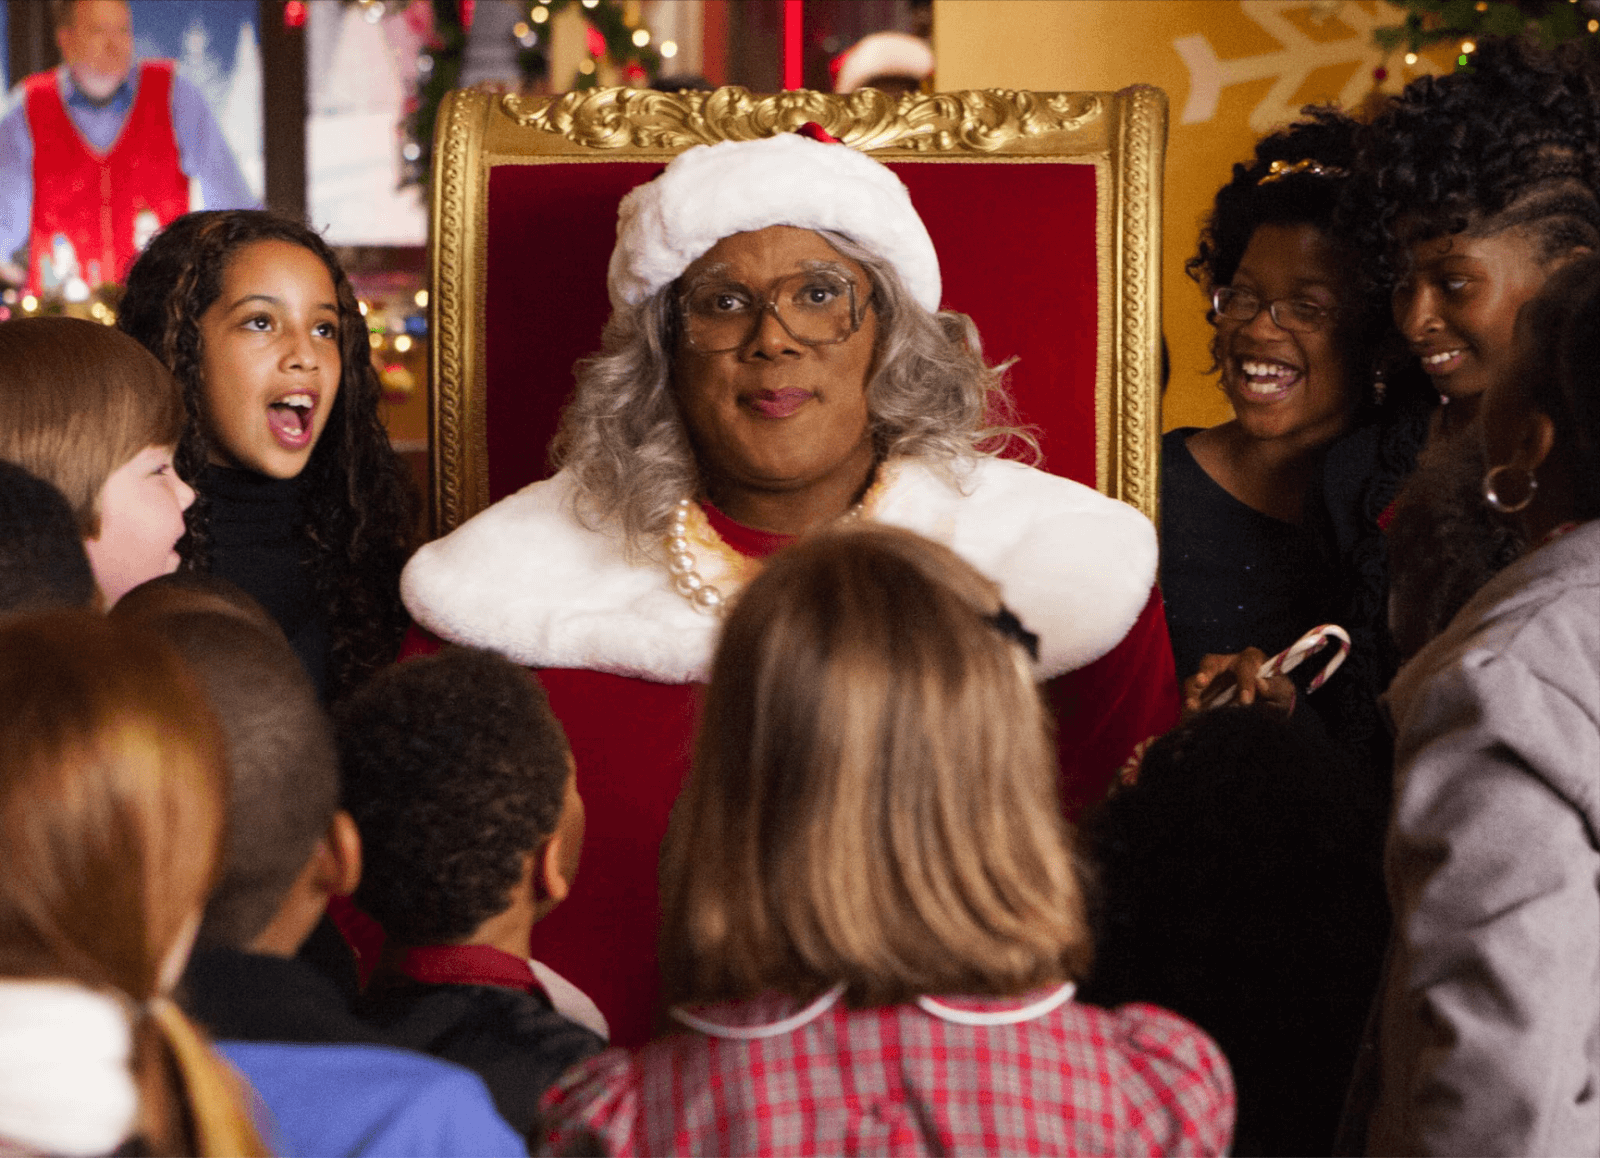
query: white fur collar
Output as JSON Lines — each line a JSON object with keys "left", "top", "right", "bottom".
{"left": 402, "top": 456, "right": 1157, "bottom": 684}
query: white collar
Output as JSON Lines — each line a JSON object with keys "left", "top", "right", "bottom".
{"left": 402, "top": 455, "right": 1157, "bottom": 684}
{"left": 668, "top": 981, "right": 1078, "bottom": 1039}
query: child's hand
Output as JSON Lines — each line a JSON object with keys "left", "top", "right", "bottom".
{"left": 1182, "top": 648, "right": 1296, "bottom": 717}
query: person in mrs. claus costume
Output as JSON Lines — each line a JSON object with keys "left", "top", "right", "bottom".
{"left": 400, "top": 127, "right": 1179, "bottom": 1046}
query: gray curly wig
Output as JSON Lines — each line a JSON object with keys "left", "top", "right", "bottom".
{"left": 551, "top": 230, "right": 1032, "bottom": 556}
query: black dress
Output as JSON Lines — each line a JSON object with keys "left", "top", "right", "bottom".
{"left": 1159, "top": 428, "right": 1328, "bottom": 683}
{"left": 202, "top": 465, "right": 331, "bottom": 701}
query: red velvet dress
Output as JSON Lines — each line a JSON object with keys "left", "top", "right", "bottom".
{"left": 384, "top": 484, "right": 1177, "bottom": 1047}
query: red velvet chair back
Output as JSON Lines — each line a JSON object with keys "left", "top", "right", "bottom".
{"left": 427, "top": 86, "right": 1166, "bottom": 536}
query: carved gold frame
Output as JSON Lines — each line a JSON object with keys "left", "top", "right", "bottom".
{"left": 428, "top": 85, "right": 1167, "bottom": 537}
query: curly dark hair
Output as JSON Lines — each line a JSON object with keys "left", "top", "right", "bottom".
{"left": 1080, "top": 704, "right": 1388, "bottom": 1157}
{"left": 1188, "top": 106, "right": 1423, "bottom": 421}
{"left": 1347, "top": 37, "right": 1600, "bottom": 289}
{"left": 334, "top": 646, "right": 573, "bottom": 945}
{"left": 1385, "top": 428, "right": 1526, "bottom": 661}
{"left": 1518, "top": 253, "right": 1600, "bottom": 520}
{"left": 117, "top": 211, "right": 414, "bottom": 699}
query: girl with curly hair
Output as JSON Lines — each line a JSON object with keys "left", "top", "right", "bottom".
{"left": 1169, "top": 109, "right": 1433, "bottom": 794}
{"left": 1350, "top": 36, "right": 1600, "bottom": 442}
{"left": 118, "top": 210, "right": 414, "bottom": 701}
{"left": 1363, "top": 254, "right": 1600, "bottom": 1158}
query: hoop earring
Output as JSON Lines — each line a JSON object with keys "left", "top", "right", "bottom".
{"left": 1482, "top": 464, "right": 1538, "bottom": 514}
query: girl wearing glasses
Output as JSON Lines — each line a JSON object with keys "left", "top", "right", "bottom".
{"left": 1162, "top": 109, "right": 1420, "bottom": 707}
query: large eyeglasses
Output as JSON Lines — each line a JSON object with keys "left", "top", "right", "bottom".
{"left": 1212, "top": 286, "right": 1337, "bottom": 334}
{"left": 680, "top": 269, "right": 870, "bottom": 354}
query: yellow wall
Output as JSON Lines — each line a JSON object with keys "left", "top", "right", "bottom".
{"left": 934, "top": 0, "right": 1450, "bottom": 432}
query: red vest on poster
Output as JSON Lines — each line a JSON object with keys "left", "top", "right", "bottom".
{"left": 23, "top": 62, "right": 189, "bottom": 295}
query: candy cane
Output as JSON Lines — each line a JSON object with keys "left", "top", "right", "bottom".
{"left": 1204, "top": 623, "right": 1351, "bottom": 709}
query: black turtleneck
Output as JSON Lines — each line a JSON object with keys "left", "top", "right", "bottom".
{"left": 201, "top": 465, "right": 330, "bottom": 700}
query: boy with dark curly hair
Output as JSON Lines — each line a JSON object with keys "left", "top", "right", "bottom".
{"left": 337, "top": 647, "right": 603, "bottom": 1141}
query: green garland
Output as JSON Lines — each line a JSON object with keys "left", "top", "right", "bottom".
{"left": 405, "top": 0, "right": 470, "bottom": 190}
{"left": 401, "top": 0, "right": 664, "bottom": 189}
{"left": 526, "top": 0, "right": 663, "bottom": 92}
{"left": 1374, "top": 0, "right": 1600, "bottom": 67}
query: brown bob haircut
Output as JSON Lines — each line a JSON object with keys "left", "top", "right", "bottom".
{"left": 0, "top": 610, "right": 263, "bottom": 1156}
{"left": 0, "top": 317, "right": 184, "bottom": 537}
{"left": 661, "top": 524, "right": 1092, "bottom": 1009}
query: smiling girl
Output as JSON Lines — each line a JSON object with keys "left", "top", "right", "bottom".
{"left": 1163, "top": 110, "right": 1407, "bottom": 686}
{"left": 1352, "top": 37, "right": 1600, "bottom": 440}
{"left": 119, "top": 211, "right": 413, "bottom": 700}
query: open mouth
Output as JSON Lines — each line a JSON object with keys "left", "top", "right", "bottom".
{"left": 745, "top": 389, "right": 812, "bottom": 419}
{"left": 1418, "top": 347, "right": 1466, "bottom": 374}
{"left": 1234, "top": 357, "right": 1301, "bottom": 400}
{"left": 266, "top": 392, "right": 317, "bottom": 450}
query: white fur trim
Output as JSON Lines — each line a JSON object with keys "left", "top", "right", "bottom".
{"left": 608, "top": 133, "right": 942, "bottom": 312}
{"left": 403, "top": 457, "right": 1157, "bottom": 684}
{"left": 835, "top": 32, "right": 935, "bottom": 94}
{"left": 0, "top": 980, "right": 137, "bottom": 1157}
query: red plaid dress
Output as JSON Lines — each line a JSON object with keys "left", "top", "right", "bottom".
{"left": 539, "top": 987, "right": 1234, "bottom": 1155}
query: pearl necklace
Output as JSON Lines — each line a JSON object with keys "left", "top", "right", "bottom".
{"left": 665, "top": 499, "right": 728, "bottom": 614}
{"left": 664, "top": 497, "right": 866, "bottom": 615}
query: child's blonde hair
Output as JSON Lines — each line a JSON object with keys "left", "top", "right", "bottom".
{"left": 0, "top": 317, "right": 183, "bottom": 537}
{"left": 661, "top": 524, "right": 1092, "bottom": 1009}
{"left": 0, "top": 610, "right": 265, "bottom": 1156}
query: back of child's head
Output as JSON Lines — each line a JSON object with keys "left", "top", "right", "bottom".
{"left": 334, "top": 646, "right": 574, "bottom": 945}
{"left": 118, "top": 210, "right": 415, "bottom": 697}
{"left": 0, "top": 460, "right": 97, "bottom": 614}
{"left": 1081, "top": 704, "right": 1387, "bottom": 1156}
{"left": 662, "top": 524, "right": 1089, "bottom": 1009}
{"left": 1350, "top": 38, "right": 1600, "bottom": 279}
{"left": 0, "top": 609, "right": 264, "bottom": 1156}
{"left": 0, "top": 317, "right": 184, "bottom": 537}
{"left": 111, "top": 582, "right": 338, "bottom": 952}
{"left": 114, "top": 570, "right": 280, "bottom": 636}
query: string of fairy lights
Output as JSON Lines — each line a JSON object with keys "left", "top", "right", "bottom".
{"left": 1373, "top": 0, "right": 1600, "bottom": 76}
{"left": 405, "top": 0, "right": 668, "bottom": 189}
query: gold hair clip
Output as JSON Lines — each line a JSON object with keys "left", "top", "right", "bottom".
{"left": 1257, "top": 158, "right": 1348, "bottom": 185}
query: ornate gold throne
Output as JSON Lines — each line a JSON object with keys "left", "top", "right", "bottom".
{"left": 425, "top": 85, "right": 1167, "bottom": 539}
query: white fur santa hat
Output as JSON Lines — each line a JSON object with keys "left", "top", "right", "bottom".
{"left": 833, "top": 32, "right": 935, "bottom": 95}
{"left": 607, "top": 128, "right": 942, "bottom": 313}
